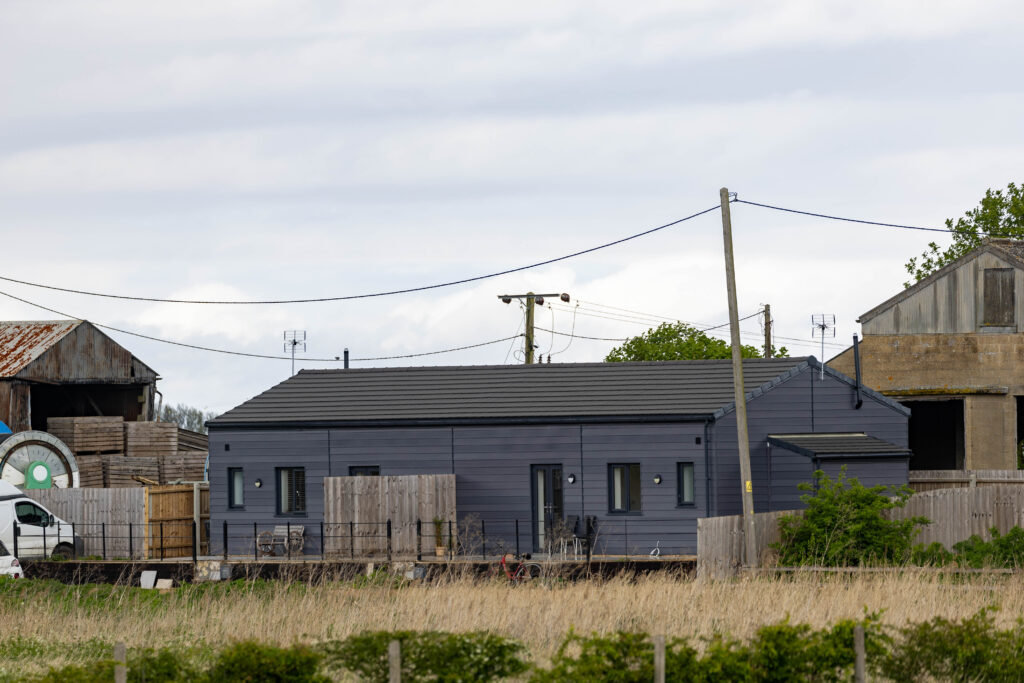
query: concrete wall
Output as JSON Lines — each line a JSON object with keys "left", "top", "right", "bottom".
{"left": 831, "top": 334, "right": 1023, "bottom": 469}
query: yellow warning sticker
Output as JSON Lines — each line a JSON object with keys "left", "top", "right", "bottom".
{"left": 745, "top": 480, "right": 752, "bottom": 493}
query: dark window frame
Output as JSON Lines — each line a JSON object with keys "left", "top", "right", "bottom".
{"left": 227, "top": 467, "right": 245, "bottom": 509}
{"left": 677, "top": 462, "right": 696, "bottom": 507}
{"left": 275, "top": 467, "right": 307, "bottom": 517}
{"left": 608, "top": 463, "right": 642, "bottom": 514}
{"left": 349, "top": 465, "right": 381, "bottom": 476}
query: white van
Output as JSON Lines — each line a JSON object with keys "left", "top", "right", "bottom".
{"left": 0, "top": 481, "right": 81, "bottom": 559}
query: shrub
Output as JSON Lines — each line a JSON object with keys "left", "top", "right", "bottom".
{"left": 321, "top": 630, "right": 527, "bottom": 683}
{"left": 881, "top": 607, "right": 1024, "bottom": 682}
{"left": 529, "top": 630, "right": 702, "bottom": 682}
{"left": 203, "top": 641, "right": 328, "bottom": 683}
{"left": 775, "top": 469, "right": 928, "bottom": 566}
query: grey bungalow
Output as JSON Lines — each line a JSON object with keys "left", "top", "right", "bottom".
{"left": 207, "top": 357, "right": 910, "bottom": 556}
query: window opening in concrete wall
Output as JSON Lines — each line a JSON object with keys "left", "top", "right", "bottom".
{"left": 983, "top": 268, "right": 1015, "bottom": 326}
{"left": 904, "top": 399, "right": 965, "bottom": 470}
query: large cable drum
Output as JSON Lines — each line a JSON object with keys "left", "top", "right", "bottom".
{"left": 0, "top": 431, "right": 79, "bottom": 489}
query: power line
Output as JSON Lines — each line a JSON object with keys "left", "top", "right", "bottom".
{"left": 535, "top": 326, "right": 630, "bottom": 342}
{"left": 0, "top": 206, "right": 719, "bottom": 305}
{"left": 734, "top": 199, "right": 948, "bottom": 233}
{"left": 0, "top": 289, "right": 521, "bottom": 362}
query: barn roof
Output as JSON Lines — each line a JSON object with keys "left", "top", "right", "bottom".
{"left": 0, "top": 320, "right": 82, "bottom": 377}
{"left": 859, "top": 239, "right": 1024, "bottom": 323}
{"left": 210, "top": 356, "right": 907, "bottom": 427}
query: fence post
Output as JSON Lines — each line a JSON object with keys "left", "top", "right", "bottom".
{"left": 653, "top": 634, "right": 665, "bottom": 683}
{"left": 320, "top": 521, "right": 325, "bottom": 560}
{"left": 448, "top": 520, "right": 453, "bottom": 561}
{"left": 253, "top": 522, "right": 258, "bottom": 561}
{"left": 69, "top": 523, "right": 74, "bottom": 559}
{"left": 129, "top": 523, "right": 134, "bottom": 560}
{"left": 192, "top": 521, "right": 198, "bottom": 564}
{"left": 349, "top": 521, "right": 355, "bottom": 559}
{"left": 515, "top": 519, "right": 520, "bottom": 556}
{"left": 386, "top": 519, "right": 392, "bottom": 563}
{"left": 416, "top": 519, "right": 422, "bottom": 562}
{"left": 114, "top": 642, "right": 127, "bottom": 683}
{"left": 388, "top": 640, "right": 401, "bottom": 683}
{"left": 102, "top": 522, "right": 107, "bottom": 560}
{"left": 481, "top": 520, "right": 486, "bottom": 560}
{"left": 854, "top": 624, "right": 866, "bottom": 683}
{"left": 42, "top": 522, "right": 46, "bottom": 557}
{"left": 223, "top": 521, "right": 228, "bottom": 560}
{"left": 287, "top": 521, "right": 292, "bottom": 560}
{"left": 159, "top": 522, "right": 165, "bottom": 561}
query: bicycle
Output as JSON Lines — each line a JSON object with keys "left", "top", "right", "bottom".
{"left": 495, "top": 552, "right": 542, "bottom": 583}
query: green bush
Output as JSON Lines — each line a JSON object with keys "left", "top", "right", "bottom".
{"left": 775, "top": 469, "right": 928, "bottom": 566}
{"left": 880, "top": 607, "right": 1024, "bottom": 682}
{"left": 528, "top": 630, "right": 702, "bottom": 682}
{"left": 321, "top": 630, "right": 527, "bottom": 683}
{"left": 203, "top": 642, "right": 328, "bottom": 683}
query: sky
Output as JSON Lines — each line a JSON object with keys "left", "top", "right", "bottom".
{"left": 1, "top": 1, "right": 1023, "bottom": 414}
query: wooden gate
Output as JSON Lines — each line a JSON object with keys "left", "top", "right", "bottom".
{"left": 323, "top": 475, "right": 455, "bottom": 558}
{"left": 144, "top": 483, "right": 210, "bottom": 559}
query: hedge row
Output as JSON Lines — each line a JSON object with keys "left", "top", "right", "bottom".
{"left": 25, "top": 607, "right": 1024, "bottom": 682}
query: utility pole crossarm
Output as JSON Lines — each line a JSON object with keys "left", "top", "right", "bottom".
{"left": 497, "top": 292, "right": 570, "bottom": 365}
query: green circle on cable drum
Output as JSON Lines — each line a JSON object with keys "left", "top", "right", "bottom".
{"left": 25, "top": 460, "right": 52, "bottom": 489}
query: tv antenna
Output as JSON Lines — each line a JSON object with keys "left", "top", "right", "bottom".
{"left": 283, "top": 330, "right": 307, "bottom": 376}
{"left": 811, "top": 314, "right": 835, "bottom": 379}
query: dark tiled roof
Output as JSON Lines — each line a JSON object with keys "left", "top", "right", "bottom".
{"left": 767, "top": 433, "right": 911, "bottom": 458}
{"left": 210, "top": 357, "right": 813, "bottom": 426}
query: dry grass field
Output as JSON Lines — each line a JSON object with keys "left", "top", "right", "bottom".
{"left": 2, "top": 569, "right": 1024, "bottom": 678}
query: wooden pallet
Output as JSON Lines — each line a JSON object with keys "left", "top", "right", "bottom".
{"left": 47, "top": 416, "right": 125, "bottom": 455}
{"left": 177, "top": 429, "right": 209, "bottom": 452}
{"left": 75, "top": 454, "right": 108, "bottom": 488}
{"left": 124, "top": 422, "right": 178, "bottom": 459}
{"left": 106, "top": 456, "right": 160, "bottom": 488}
{"left": 159, "top": 451, "right": 207, "bottom": 483}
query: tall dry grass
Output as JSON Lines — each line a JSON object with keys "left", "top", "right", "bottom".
{"left": 3, "top": 570, "right": 1024, "bottom": 675}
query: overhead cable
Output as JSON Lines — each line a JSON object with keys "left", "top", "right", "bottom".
{"left": 0, "top": 289, "right": 521, "bottom": 362}
{"left": 0, "top": 206, "right": 719, "bottom": 305}
{"left": 734, "top": 199, "right": 947, "bottom": 233}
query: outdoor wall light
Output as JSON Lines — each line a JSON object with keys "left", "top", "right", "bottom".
{"left": 254, "top": 479, "right": 262, "bottom": 488}
{"left": 653, "top": 474, "right": 663, "bottom": 485}
{"left": 567, "top": 473, "right": 576, "bottom": 484}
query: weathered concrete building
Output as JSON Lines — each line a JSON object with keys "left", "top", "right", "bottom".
{"left": 831, "top": 239, "right": 1024, "bottom": 470}
{"left": 0, "top": 320, "right": 159, "bottom": 432}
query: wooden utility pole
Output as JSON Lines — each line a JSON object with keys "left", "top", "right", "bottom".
{"left": 720, "top": 187, "right": 758, "bottom": 568}
{"left": 763, "top": 304, "right": 772, "bottom": 359}
{"left": 524, "top": 292, "right": 536, "bottom": 365}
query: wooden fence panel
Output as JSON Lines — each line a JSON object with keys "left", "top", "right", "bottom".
{"left": 698, "top": 486, "right": 1024, "bottom": 575}
{"left": 144, "top": 484, "right": 210, "bottom": 559}
{"left": 909, "top": 469, "right": 1024, "bottom": 493}
{"left": 323, "top": 475, "right": 455, "bottom": 558}
{"left": 24, "top": 488, "right": 144, "bottom": 558}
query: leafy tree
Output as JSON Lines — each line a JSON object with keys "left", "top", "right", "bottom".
{"left": 158, "top": 403, "right": 217, "bottom": 434}
{"left": 604, "top": 321, "right": 787, "bottom": 362}
{"left": 904, "top": 182, "right": 1024, "bottom": 286}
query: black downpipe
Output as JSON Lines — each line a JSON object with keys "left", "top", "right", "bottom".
{"left": 853, "top": 334, "right": 864, "bottom": 409}
{"left": 703, "top": 420, "right": 712, "bottom": 517}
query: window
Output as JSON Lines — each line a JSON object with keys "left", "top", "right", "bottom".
{"left": 228, "top": 468, "right": 244, "bottom": 509}
{"left": 677, "top": 462, "right": 695, "bottom": 506}
{"left": 349, "top": 465, "right": 381, "bottom": 476}
{"left": 276, "top": 467, "right": 306, "bottom": 515}
{"left": 983, "top": 268, "right": 1015, "bottom": 326}
{"left": 15, "top": 502, "right": 49, "bottom": 526}
{"left": 608, "top": 464, "right": 642, "bottom": 513}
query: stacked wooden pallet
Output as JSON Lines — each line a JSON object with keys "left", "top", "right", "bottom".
{"left": 106, "top": 456, "right": 160, "bottom": 487}
{"left": 159, "top": 450, "right": 207, "bottom": 483}
{"left": 46, "top": 417, "right": 124, "bottom": 454}
{"left": 124, "top": 422, "right": 179, "bottom": 459}
{"left": 75, "top": 454, "right": 107, "bottom": 487}
{"left": 177, "top": 429, "right": 209, "bottom": 452}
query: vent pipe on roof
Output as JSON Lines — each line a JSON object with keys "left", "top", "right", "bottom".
{"left": 344, "top": 348, "right": 349, "bottom": 370}
{"left": 853, "top": 334, "right": 863, "bottom": 409}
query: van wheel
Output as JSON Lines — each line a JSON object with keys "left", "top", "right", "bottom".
{"left": 51, "top": 544, "right": 74, "bottom": 560}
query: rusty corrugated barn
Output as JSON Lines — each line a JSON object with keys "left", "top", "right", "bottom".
{"left": 0, "top": 320, "right": 159, "bottom": 432}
